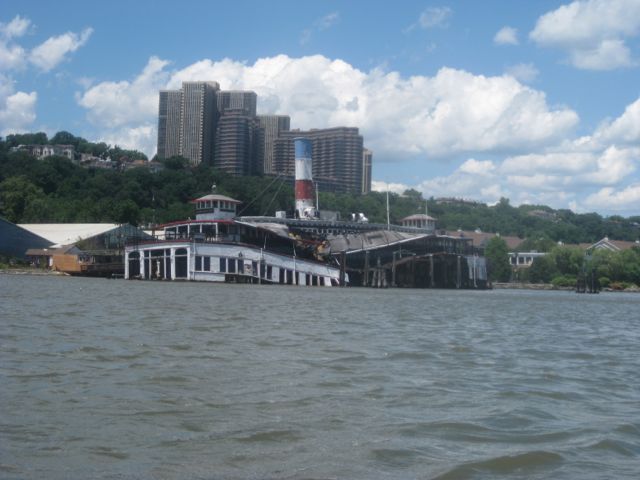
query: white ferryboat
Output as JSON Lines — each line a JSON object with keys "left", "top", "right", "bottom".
{"left": 124, "top": 193, "right": 343, "bottom": 287}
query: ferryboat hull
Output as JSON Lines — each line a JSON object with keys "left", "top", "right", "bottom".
{"left": 125, "top": 240, "right": 342, "bottom": 287}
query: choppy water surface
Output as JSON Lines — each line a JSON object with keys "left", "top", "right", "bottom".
{"left": 1, "top": 274, "right": 639, "bottom": 479}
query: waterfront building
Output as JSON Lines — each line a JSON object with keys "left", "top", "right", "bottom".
{"left": 19, "top": 223, "right": 149, "bottom": 275}
{"left": 157, "top": 90, "right": 182, "bottom": 159}
{"left": 258, "top": 115, "right": 290, "bottom": 175}
{"left": 273, "top": 127, "right": 365, "bottom": 194}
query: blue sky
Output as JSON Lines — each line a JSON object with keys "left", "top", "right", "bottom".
{"left": 1, "top": 0, "right": 639, "bottom": 215}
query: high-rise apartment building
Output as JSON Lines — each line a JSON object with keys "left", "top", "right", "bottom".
{"left": 156, "top": 83, "right": 372, "bottom": 193}
{"left": 157, "top": 90, "right": 182, "bottom": 159}
{"left": 212, "top": 90, "right": 261, "bottom": 175}
{"left": 180, "top": 81, "right": 219, "bottom": 166}
{"left": 362, "top": 148, "right": 373, "bottom": 194}
{"left": 273, "top": 127, "right": 366, "bottom": 194}
{"left": 217, "top": 91, "right": 257, "bottom": 116}
{"left": 257, "top": 115, "right": 290, "bottom": 175}
{"left": 214, "top": 109, "right": 261, "bottom": 176}
{"left": 156, "top": 81, "right": 219, "bottom": 166}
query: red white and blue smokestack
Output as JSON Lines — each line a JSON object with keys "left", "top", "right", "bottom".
{"left": 294, "top": 137, "right": 316, "bottom": 218}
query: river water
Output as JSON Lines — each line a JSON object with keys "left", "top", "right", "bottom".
{"left": 1, "top": 274, "right": 639, "bottom": 479}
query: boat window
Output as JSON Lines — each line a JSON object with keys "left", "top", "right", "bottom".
{"left": 279, "top": 268, "right": 285, "bottom": 284}
{"left": 228, "top": 259, "right": 236, "bottom": 273}
{"left": 195, "top": 256, "right": 202, "bottom": 271}
{"left": 219, "top": 257, "right": 226, "bottom": 273}
{"left": 267, "top": 266, "right": 272, "bottom": 280}
{"left": 238, "top": 259, "right": 244, "bottom": 274}
{"left": 129, "top": 251, "right": 140, "bottom": 259}
{"left": 320, "top": 277, "right": 325, "bottom": 286}
{"left": 204, "top": 257, "right": 210, "bottom": 271}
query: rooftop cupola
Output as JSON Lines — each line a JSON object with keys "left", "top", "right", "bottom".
{"left": 192, "top": 194, "right": 241, "bottom": 221}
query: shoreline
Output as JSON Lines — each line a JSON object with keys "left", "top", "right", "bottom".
{"left": 493, "top": 282, "right": 640, "bottom": 293}
{"left": 2, "top": 269, "right": 639, "bottom": 293}
{"left": 0, "top": 268, "right": 69, "bottom": 276}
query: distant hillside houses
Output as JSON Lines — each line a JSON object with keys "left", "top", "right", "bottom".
{"left": 11, "top": 144, "right": 75, "bottom": 160}
{"left": 435, "top": 197, "right": 483, "bottom": 207}
{"left": 10, "top": 144, "right": 163, "bottom": 172}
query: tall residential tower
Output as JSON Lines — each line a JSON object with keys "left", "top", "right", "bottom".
{"left": 180, "top": 81, "right": 219, "bottom": 166}
{"left": 157, "top": 90, "right": 182, "bottom": 160}
{"left": 156, "top": 81, "right": 219, "bottom": 166}
{"left": 257, "top": 115, "right": 290, "bottom": 175}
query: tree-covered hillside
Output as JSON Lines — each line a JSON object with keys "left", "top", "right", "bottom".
{"left": 1, "top": 132, "right": 639, "bottom": 246}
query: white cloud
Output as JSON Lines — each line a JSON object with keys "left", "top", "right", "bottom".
{"left": 300, "top": 12, "right": 340, "bottom": 45}
{"left": 583, "top": 183, "right": 640, "bottom": 211}
{"left": 318, "top": 12, "right": 340, "bottom": 30}
{"left": 78, "top": 54, "right": 579, "bottom": 166}
{"left": 0, "top": 15, "right": 31, "bottom": 39}
{"left": 167, "top": 56, "right": 577, "bottom": 158}
{"left": 0, "top": 74, "right": 37, "bottom": 135}
{"left": 505, "top": 63, "right": 539, "bottom": 83}
{"left": 29, "top": 27, "right": 93, "bottom": 72}
{"left": 578, "top": 145, "right": 638, "bottom": 184}
{"left": 371, "top": 181, "right": 411, "bottom": 195}
{"left": 76, "top": 54, "right": 640, "bottom": 213}
{"left": 0, "top": 39, "right": 26, "bottom": 71}
{"left": 98, "top": 123, "right": 157, "bottom": 156}
{"left": 419, "top": 7, "right": 453, "bottom": 29}
{"left": 0, "top": 16, "right": 31, "bottom": 71}
{"left": 417, "top": 163, "right": 507, "bottom": 204}
{"left": 77, "top": 56, "right": 170, "bottom": 128}
{"left": 403, "top": 97, "right": 640, "bottom": 214}
{"left": 494, "top": 26, "right": 519, "bottom": 45}
{"left": 530, "top": 0, "right": 640, "bottom": 70}
{"left": 500, "top": 151, "right": 593, "bottom": 175}
{"left": 594, "top": 97, "right": 640, "bottom": 143}
{"left": 458, "top": 158, "right": 496, "bottom": 175}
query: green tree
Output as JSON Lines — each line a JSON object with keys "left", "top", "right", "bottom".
{"left": 550, "top": 245, "right": 584, "bottom": 276}
{"left": 485, "top": 236, "right": 511, "bottom": 282}
{"left": 0, "top": 176, "right": 47, "bottom": 223}
{"left": 528, "top": 255, "right": 558, "bottom": 283}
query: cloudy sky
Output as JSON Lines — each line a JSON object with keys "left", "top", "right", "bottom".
{"left": 1, "top": 0, "right": 639, "bottom": 215}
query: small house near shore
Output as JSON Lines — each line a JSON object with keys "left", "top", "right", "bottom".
{"left": 20, "top": 223, "right": 150, "bottom": 276}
